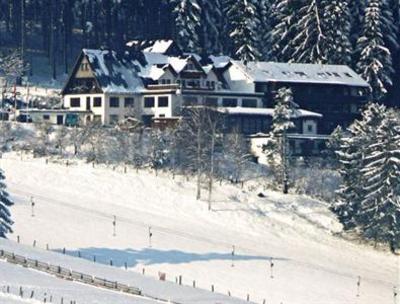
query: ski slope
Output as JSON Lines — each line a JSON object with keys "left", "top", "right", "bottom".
{"left": 1, "top": 153, "right": 398, "bottom": 304}
{"left": 0, "top": 258, "right": 162, "bottom": 304}
{"left": 0, "top": 238, "right": 251, "bottom": 304}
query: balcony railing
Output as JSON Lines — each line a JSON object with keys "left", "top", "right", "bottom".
{"left": 146, "top": 83, "right": 216, "bottom": 91}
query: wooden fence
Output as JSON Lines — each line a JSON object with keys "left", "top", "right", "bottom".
{"left": 0, "top": 248, "right": 141, "bottom": 296}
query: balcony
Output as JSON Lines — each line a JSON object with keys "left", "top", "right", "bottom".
{"left": 146, "top": 82, "right": 216, "bottom": 91}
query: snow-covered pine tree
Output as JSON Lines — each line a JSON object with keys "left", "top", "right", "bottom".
{"left": 225, "top": 0, "right": 260, "bottom": 62}
{"left": 333, "top": 103, "right": 387, "bottom": 230}
{"left": 290, "top": 0, "right": 327, "bottom": 63}
{"left": 348, "top": 0, "right": 366, "bottom": 45}
{"left": 359, "top": 108, "right": 400, "bottom": 251}
{"left": 324, "top": 125, "right": 344, "bottom": 165}
{"left": 356, "top": 0, "right": 398, "bottom": 100}
{"left": 0, "top": 169, "right": 13, "bottom": 238}
{"left": 322, "top": 0, "right": 352, "bottom": 65}
{"left": 263, "top": 87, "right": 295, "bottom": 193}
{"left": 254, "top": 0, "right": 272, "bottom": 60}
{"left": 268, "top": 0, "right": 301, "bottom": 62}
{"left": 171, "top": 0, "right": 202, "bottom": 53}
{"left": 198, "top": 0, "right": 224, "bottom": 55}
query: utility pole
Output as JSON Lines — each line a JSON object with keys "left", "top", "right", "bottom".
{"left": 30, "top": 196, "right": 35, "bottom": 217}
{"left": 112, "top": 215, "right": 116, "bottom": 237}
{"left": 270, "top": 258, "right": 274, "bottom": 279}
{"left": 148, "top": 226, "right": 153, "bottom": 248}
{"left": 231, "top": 245, "right": 235, "bottom": 267}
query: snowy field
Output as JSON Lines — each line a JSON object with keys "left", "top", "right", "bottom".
{"left": 1, "top": 152, "right": 399, "bottom": 304}
{"left": 0, "top": 258, "right": 164, "bottom": 304}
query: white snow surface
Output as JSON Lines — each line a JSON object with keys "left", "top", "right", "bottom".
{"left": 0, "top": 259, "right": 160, "bottom": 304}
{"left": 1, "top": 153, "right": 398, "bottom": 304}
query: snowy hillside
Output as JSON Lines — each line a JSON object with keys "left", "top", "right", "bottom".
{"left": 0, "top": 153, "right": 398, "bottom": 304}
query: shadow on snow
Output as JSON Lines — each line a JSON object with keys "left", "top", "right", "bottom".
{"left": 54, "top": 247, "right": 288, "bottom": 268}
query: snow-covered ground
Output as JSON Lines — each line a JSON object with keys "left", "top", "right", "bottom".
{"left": 0, "top": 258, "right": 163, "bottom": 304}
{"left": 1, "top": 153, "right": 399, "bottom": 304}
{"left": 0, "top": 239, "right": 250, "bottom": 304}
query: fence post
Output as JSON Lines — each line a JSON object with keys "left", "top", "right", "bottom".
{"left": 193, "top": 280, "right": 196, "bottom": 288}
{"left": 33, "top": 240, "right": 36, "bottom": 247}
{"left": 247, "top": 294, "right": 250, "bottom": 302}
{"left": 93, "top": 255, "right": 96, "bottom": 263}
{"left": 124, "top": 262, "right": 127, "bottom": 270}
{"left": 17, "top": 235, "right": 20, "bottom": 243}
{"left": 211, "top": 285, "right": 214, "bottom": 292}
{"left": 178, "top": 275, "right": 182, "bottom": 285}
{"left": 110, "top": 259, "right": 113, "bottom": 266}
{"left": 142, "top": 268, "right": 145, "bottom": 275}
{"left": 62, "top": 248, "right": 66, "bottom": 255}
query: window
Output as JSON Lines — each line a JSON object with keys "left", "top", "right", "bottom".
{"left": 70, "top": 98, "right": 81, "bottom": 107}
{"left": 294, "top": 71, "right": 307, "bottom": 77}
{"left": 183, "top": 96, "right": 198, "bottom": 105}
{"left": 160, "top": 79, "right": 171, "bottom": 85}
{"left": 350, "top": 104, "right": 358, "bottom": 114}
{"left": 109, "top": 97, "right": 119, "bottom": 108}
{"left": 144, "top": 97, "right": 155, "bottom": 108}
{"left": 43, "top": 114, "right": 50, "bottom": 120}
{"left": 222, "top": 98, "right": 237, "bottom": 107}
{"left": 307, "top": 124, "right": 313, "bottom": 132}
{"left": 159, "top": 114, "right": 166, "bottom": 118}
{"left": 158, "top": 96, "right": 169, "bottom": 107}
{"left": 124, "top": 97, "right": 134, "bottom": 107}
{"left": 242, "top": 99, "right": 257, "bottom": 108}
{"left": 81, "top": 63, "right": 89, "bottom": 71}
{"left": 109, "top": 115, "right": 119, "bottom": 125}
{"left": 93, "top": 97, "right": 102, "bottom": 107}
{"left": 205, "top": 97, "right": 218, "bottom": 107}
{"left": 185, "top": 63, "right": 195, "bottom": 70}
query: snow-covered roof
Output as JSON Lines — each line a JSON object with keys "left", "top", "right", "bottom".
{"left": 233, "top": 61, "right": 370, "bottom": 87}
{"left": 126, "top": 39, "right": 175, "bottom": 54}
{"left": 83, "top": 49, "right": 143, "bottom": 94}
{"left": 217, "top": 107, "right": 322, "bottom": 118}
{"left": 143, "top": 40, "right": 174, "bottom": 53}
{"left": 140, "top": 53, "right": 204, "bottom": 79}
{"left": 209, "top": 55, "right": 232, "bottom": 69}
